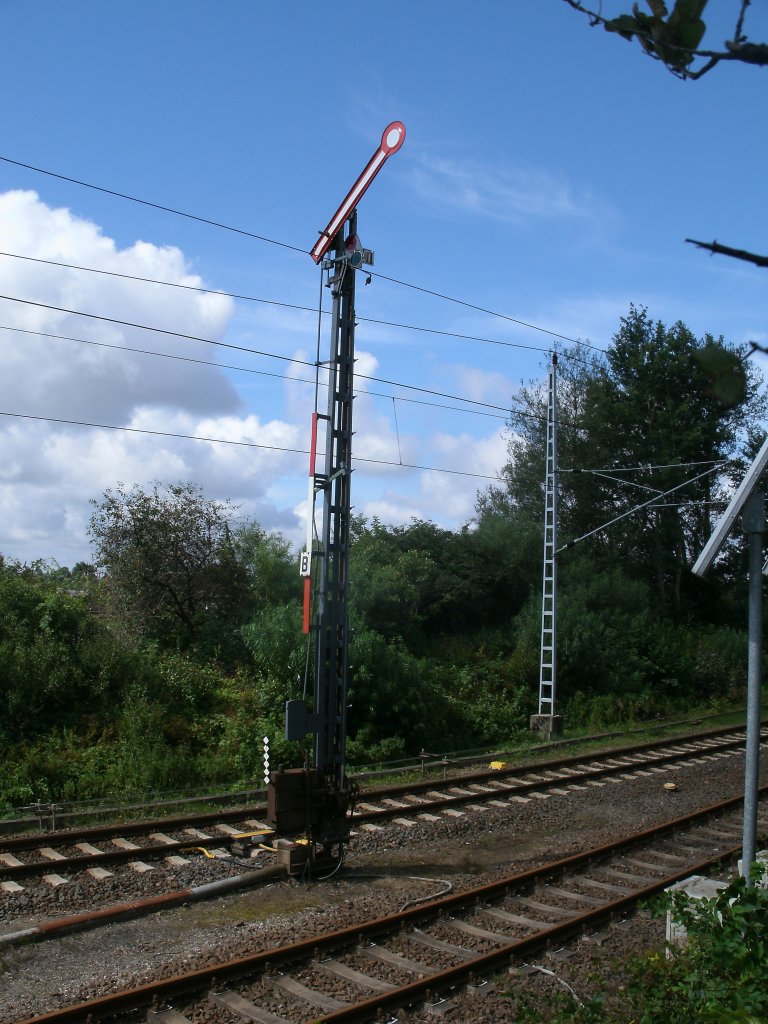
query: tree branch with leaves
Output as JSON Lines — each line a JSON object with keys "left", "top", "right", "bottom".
{"left": 562, "top": 1, "right": 767, "bottom": 273}
{"left": 561, "top": 0, "right": 766, "bottom": 78}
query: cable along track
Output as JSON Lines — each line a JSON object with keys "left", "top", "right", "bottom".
{"left": 14, "top": 788, "right": 768, "bottom": 1024}
{"left": 1, "top": 725, "right": 762, "bottom": 891}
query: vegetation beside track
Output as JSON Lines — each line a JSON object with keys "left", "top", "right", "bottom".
{"left": 0, "top": 308, "right": 764, "bottom": 812}
{"left": 511, "top": 865, "right": 768, "bottom": 1024}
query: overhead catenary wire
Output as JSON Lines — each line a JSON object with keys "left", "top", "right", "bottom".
{"left": 647, "top": 500, "right": 727, "bottom": 509}
{"left": 0, "top": 293, "right": 522, "bottom": 416}
{"left": 560, "top": 460, "right": 725, "bottom": 473}
{"left": 576, "top": 469, "right": 663, "bottom": 495}
{"left": 392, "top": 397, "right": 403, "bottom": 465}
{"left": 556, "top": 461, "right": 730, "bottom": 496}
{"left": 557, "top": 461, "right": 728, "bottom": 496}
{"left": 558, "top": 464, "right": 722, "bottom": 553}
{"left": 0, "top": 155, "right": 603, "bottom": 352}
{"left": 0, "top": 410, "right": 500, "bottom": 481}
{"left": 0, "top": 321, "right": 510, "bottom": 422}
{"left": 0, "top": 250, "right": 557, "bottom": 357}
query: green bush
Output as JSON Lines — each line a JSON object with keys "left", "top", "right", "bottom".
{"left": 504, "top": 866, "right": 768, "bottom": 1023}
{"left": 642, "top": 867, "right": 768, "bottom": 1022}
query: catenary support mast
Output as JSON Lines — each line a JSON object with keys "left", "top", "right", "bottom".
{"left": 532, "top": 354, "right": 562, "bottom": 738}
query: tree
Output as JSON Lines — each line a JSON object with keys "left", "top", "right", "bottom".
{"left": 484, "top": 307, "right": 765, "bottom": 614}
{"left": 89, "top": 481, "right": 250, "bottom": 654}
{"left": 562, "top": 1, "right": 767, "bottom": 79}
{"left": 234, "top": 522, "right": 298, "bottom": 611}
{"left": 562, "top": 1, "right": 768, "bottom": 284}
{"left": 0, "top": 559, "right": 123, "bottom": 744}
{"left": 349, "top": 515, "right": 538, "bottom": 648}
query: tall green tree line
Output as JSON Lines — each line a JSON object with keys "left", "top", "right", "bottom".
{"left": 0, "top": 307, "right": 761, "bottom": 806}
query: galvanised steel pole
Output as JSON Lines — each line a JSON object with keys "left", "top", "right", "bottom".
{"left": 741, "top": 491, "right": 764, "bottom": 884}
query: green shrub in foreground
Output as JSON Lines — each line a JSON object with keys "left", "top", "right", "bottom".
{"left": 505, "top": 865, "right": 768, "bottom": 1023}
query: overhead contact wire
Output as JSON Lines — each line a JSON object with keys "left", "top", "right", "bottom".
{"left": 0, "top": 410, "right": 500, "bottom": 480}
{"left": 0, "top": 295, "right": 519, "bottom": 415}
{"left": 0, "top": 251, "right": 555, "bottom": 356}
{"left": 0, "top": 160, "right": 602, "bottom": 351}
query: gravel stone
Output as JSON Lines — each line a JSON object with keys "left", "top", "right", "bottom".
{"left": 1, "top": 746, "right": 765, "bottom": 1023}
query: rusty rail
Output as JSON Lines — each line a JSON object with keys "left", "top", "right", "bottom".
{"left": 13, "top": 786, "right": 767, "bottom": 1024}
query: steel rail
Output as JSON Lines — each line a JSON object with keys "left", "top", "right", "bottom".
{"left": 1, "top": 725, "right": 761, "bottom": 880}
{"left": 0, "top": 837, "right": 218, "bottom": 879}
{"left": 316, "top": 845, "right": 740, "bottom": 1024}
{"left": 359, "top": 722, "right": 763, "bottom": 802}
{"left": 0, "top": 712, "right": 728, "bottom": 836}
{"left": 0, "top": 716, "right": 749, "bottom": 851}
{"left": 0, "top": 803, "right": 268, "bottom": 851}
{"left": 1, "top": 721, "right": 755, "bottom": 852}
{"left": 13, "top": 786, "right": 767, "bottom": 1024}
{"left": 353, "top": 728, "right": 765, "bottom": 822}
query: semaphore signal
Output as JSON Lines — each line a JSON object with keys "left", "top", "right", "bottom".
{"left": 268, "top": 123, "right": 406, "bottom": 874}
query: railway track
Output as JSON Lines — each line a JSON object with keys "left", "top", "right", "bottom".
{"left": 14, "top": 788, "right": 767, "bottom": 1024}
{"left": 1, "top": 724, "right": 763, "bottom": 892}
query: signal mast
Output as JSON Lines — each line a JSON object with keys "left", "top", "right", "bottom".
{"left": 267, "top": 123, "right": 405, "bottom": 872}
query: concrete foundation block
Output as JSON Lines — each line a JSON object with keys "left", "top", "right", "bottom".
{"left": 529, "top": 714, "right": 563, "bottom": 739}
{"left": 665, "top": 875, "right": 727, "bottom": 951}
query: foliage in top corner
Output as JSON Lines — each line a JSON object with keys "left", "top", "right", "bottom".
{"left": 606, "top": 1, "right": 707, "bottom": 72}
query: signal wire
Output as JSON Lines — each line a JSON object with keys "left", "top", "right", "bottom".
{"left": 0, "top": 251, "right": 555, "bottom": 357}
{"left": 0, "top": 294, "right": 519, "bottom": 415}
{"left": 0, "top": 156, "right": 306, "bottom": 254}
{"left": 0, "top": 409, "right": 500, "bottom": 480}
{"left": 0, "top": 156, "right": 601, "bottom": 352}
{"left": 365, "top": 268, "right": 603, "bottom": 352}
{"left": 0, "top": 321, "right": 510, "bottom": 422}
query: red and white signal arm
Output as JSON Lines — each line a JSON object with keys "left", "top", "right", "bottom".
{"left": 309, "top": 121, "right": 406, "bottom": 264}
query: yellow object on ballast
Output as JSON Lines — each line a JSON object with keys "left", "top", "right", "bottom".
{"left": 490, "top": 761, "right": 507, "bottom": 771}
{"left": 181, "top": 846, "right": 216, "bottom": 858}
{"left": 664, "top": 783, "right": 678, "bottom": 791}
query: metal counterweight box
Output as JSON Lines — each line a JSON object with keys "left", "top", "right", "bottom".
{"left": 266, "top": 768, "right": 322, "bottom": 835}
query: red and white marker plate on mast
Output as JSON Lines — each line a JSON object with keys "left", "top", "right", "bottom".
{"left": 309, "top": 121, "right": 406, "bottom": 264}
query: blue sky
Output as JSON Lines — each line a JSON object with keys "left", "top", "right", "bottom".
{"left": 0, "top": 1, "right": 766, "bottom": 566}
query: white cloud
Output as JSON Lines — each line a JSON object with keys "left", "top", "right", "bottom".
{"left": 438, "top": 362, "right": 517, "bottom": 408}
{"left": 0, "top": 190, "right": 309, "bottom": 564}
{"left": 356, "top": 425, "right": 506, "bottom": 530}
{"left": 0, "top": 190, "right": 240, "bottom": 422}
{"left": 0, "top": 191, "right": 514, "bottom": 566}
{"left": 405, "top": 152, "right": 610, "bottom": 225}
{"left": 428, "top": 427, "right": 508, "bottom": 478}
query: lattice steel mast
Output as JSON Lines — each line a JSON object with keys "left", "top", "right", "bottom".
{"left": 534, "top": 354, "right": 561, "bottom": 735}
